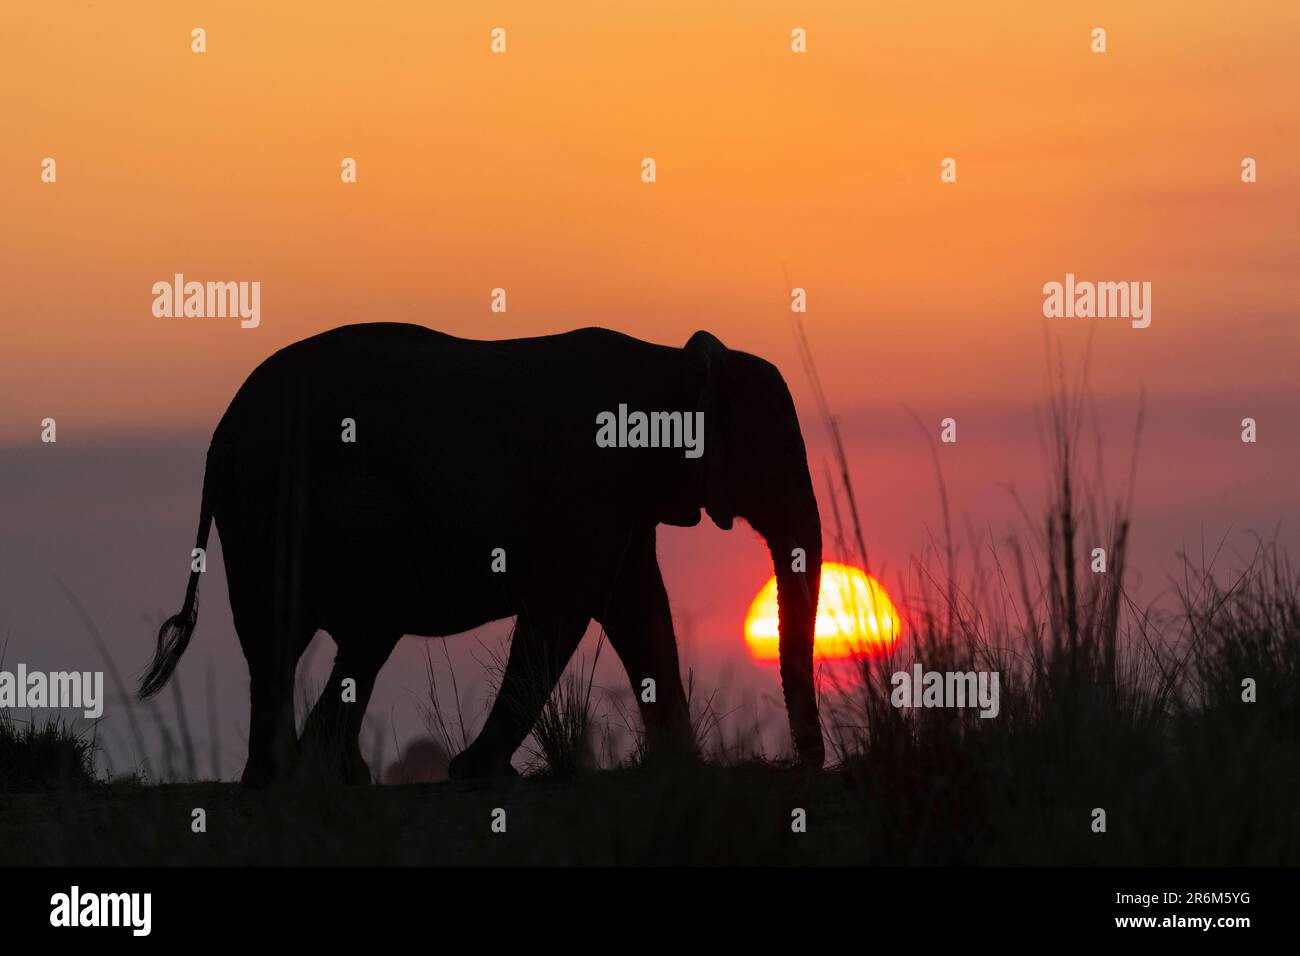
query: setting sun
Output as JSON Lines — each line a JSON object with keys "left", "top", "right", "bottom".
{"left": 744, "top": 563, "right": 902, "bottom": 661}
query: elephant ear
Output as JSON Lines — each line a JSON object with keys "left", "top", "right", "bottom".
{"left": 685, "top": 330, "right": 734, "bottom": 530}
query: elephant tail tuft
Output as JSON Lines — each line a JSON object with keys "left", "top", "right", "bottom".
{"left": 139, "top": 457, "right": 214, "bottom": 700}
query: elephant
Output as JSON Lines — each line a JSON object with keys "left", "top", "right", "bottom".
{"left": 138, "top": 323, "right": 824, "bottom": 785}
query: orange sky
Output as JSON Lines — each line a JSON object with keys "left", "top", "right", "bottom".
{"left": 3, "top": 1, "right": 1298, "bottom": 444}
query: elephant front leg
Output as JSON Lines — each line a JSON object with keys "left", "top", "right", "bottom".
{"left": 448, "top": 609, "right": 589, "bottom": 779}
{"left": 595, "top": 535, "right": 696, "bottom": 763}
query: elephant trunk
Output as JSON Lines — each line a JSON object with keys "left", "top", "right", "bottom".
{"left": 767, "top": 523, "right": 824, "bottom": 768}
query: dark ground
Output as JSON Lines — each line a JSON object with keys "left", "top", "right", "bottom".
{"left": 3, "top": 753, "right": 1296, "bottom": 866}
{"left": 2, "top": 766, "right": 855, "bottom": 866}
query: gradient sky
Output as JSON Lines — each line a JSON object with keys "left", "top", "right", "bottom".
{"left": 2, "top": 1, "right": 1297, "bottom": 774}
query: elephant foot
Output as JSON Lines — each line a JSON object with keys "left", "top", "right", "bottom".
{"left": 318, "top": 747, "right": 372, "bottom": 785}
{"left": 638, "top": 743, "right": 701, "bottom": 775}
{"left": 297, "top": 734, "right": 372, "bottom": 785}
{"left": 240, "top": 737, "right": 301, "bottom": 788}
{"left": 240, "top": 756, "right": 282, "bottom": 789}
{"left": 448, "top": 746, "right": 518, "bottom": 781}
{"left": 639, "top": 722, "right": 701, "bottom": 770}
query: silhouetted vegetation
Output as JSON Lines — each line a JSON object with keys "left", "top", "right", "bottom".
{"left": 810, "top": 330, "right": 1299, "bottom": 863}
{"left": 0, "top": 714, "right": 96, "bottom": 790}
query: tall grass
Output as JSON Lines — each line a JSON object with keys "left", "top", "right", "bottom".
{"left": 793, "top": 314, "right": 1298, "bottom": 861}
{"left": 0, "top": 712, "right": 97, "bottom": 789}
{"left": 525, "top": 659, "right": 602, "bottom": 777}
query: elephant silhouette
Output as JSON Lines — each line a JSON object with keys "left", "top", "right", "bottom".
{"left": 139, "top": 323, "right": 823, "bottom": 785}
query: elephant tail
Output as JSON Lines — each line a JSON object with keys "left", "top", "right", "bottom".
{"left": 138, "top": 456, "right": 214, "bottom": 700}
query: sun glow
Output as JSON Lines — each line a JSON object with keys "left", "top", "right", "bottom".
{"left": 744, "top": 562, "right": 901, "bottom": 661}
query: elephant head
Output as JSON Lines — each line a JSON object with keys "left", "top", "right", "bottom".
{"left": 685, "top": 331, "right": 825, "bottom": 768}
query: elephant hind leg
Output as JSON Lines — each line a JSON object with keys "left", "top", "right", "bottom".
{"left": 237, "top": 618, "right": 315, "bottom": 788}
{"left": 299, "top": 629, "right": 402, "bottom": 784}
{"left": 448, "top": 608, "right": 589, "bottom": 779}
